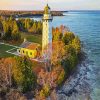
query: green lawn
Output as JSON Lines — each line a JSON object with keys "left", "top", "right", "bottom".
{"left": 8, "top": 48, "right": 18, "bottom": 53}
{"left": 21, "top": 32, "right": 42, "bottom": 45}
{"left": 1, "top": 33, "right": 42, "bottom": 46}
{"left": 0, "top": 33, "right": 42, "bottom": 58}
{"left": 0, "top": 44, "right": 15, "bottom": 58}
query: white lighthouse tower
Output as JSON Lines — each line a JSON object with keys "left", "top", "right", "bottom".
{"left": 42, "top": 4, "right": 53, "bottom": 58}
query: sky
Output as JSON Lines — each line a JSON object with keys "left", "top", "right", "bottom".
{"left": 0, "top": 0, "right": 100, "bottom": 10}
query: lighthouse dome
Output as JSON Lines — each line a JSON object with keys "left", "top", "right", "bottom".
{"left": 44, "top": 4, "right": 51, "bottom": 14}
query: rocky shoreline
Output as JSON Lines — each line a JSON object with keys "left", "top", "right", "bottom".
{"left": 56, "top": 53, "right": 92, "bottom": 100}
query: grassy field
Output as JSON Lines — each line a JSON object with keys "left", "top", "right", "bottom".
{"left": 21, "top": 32, "right": 42, "bottom": 45}
{"left": 0, "top": 43, "right": 15, "bottom": 58}
{"left": 0, "top": 32, "right": 42, "bottom": 58}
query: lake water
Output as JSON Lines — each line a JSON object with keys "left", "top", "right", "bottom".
{"left": 32, "top": 11, "right": 100, "bottom": 100}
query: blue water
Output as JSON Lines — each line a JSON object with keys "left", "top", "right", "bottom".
{"left": 32, "top": 11, "right": 100, "bottom": 99}
{"left": 52, "top": 11, "right": 100, "bottom": 65}
{"left": 52, "top": 11, "right": 100, "bottom": 100}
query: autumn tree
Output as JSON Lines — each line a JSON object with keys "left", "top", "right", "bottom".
{"left": 17, "top": 18, "right": 26, "bottom": 31}
{"left": 52, "top": 27, "right": 63, "bottom": 41}
{"left": 2, "top": 17, "right": 20, "bottom": 41}
{"left": 62, "top": 45, "right": 78, "bottom": 75}
{"left": 31, "top": 22, "right": 37, "bottom": 34}
{"left": 36, "top": 69, "right": 56, "bottom": 99}
{"left": 1, "top": 17, "right": 42, "bottom": 41}
{"left": 12, "top": 56, "right": 36, "bottom": 92}
{"left": 17, "top": 18, "right": 42, "bottom": 34}
{"left": 50, "top": 89, "right": 58, "bottom": 100}
{"left": 71, "top": 36, "right": 81, "bottom": 54}
{"left": 0, "top": 58, "right": 15, "bottom": 91}
{"left": 25, "top": 19, "right": 30, "bottom": 30}
{"left": 6, "top": 89, "right": 27, "bottom": 100}
{"left": 0, "top": 16, "right": 3, "bottom": 31}
{"left": 62, "top": 32, "right": 75, "bottom": 45}
{"left": 51, "top": 41, "right": 66, "bottom": 66}
{"left": 37, "top": 21, "right": 42, "bottom": 34}
{"left": 2, "top": 20, "right": 12, "bottom": 40}
{"left": 12, "top": 21, "right": 20, "bottom": 40}
{"left": 12, "top": 21, "right": 19, "bottom": 34}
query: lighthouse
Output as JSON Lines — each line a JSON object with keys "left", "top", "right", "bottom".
{"left": 42, "top": 4, "right": 53, "bottom": 58}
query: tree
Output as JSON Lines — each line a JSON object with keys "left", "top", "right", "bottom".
{"left": 0, "top": 58, "right": 15, "bottom": 90}
{"left": 39, "top": 84, "right": 50, "bottom": 98}
{"left": 2, "top": 17, "right": 21, "bottom": 41}
{"left": 12, "top": 21, "right": 20, "bottom": 40}
{"left": 71, "top": 36, "right": 81, "bottom": 54}
{"left": 51, "top": 41, "right": 66, "bottom": 66}
{"left": 50, "top": 89, "right": 58, "bottom": 100}
{"left": 37, "top": 21, "right": 42, "bottom": 34}
{"left": 32, "top": 22, "right": 37, "bottom": 34}
{"left": 12, "top": 56, "right": 36, "bottom": 92}
{"left": 17, "top": 18, "right": 26, "bottom": 31}
{"left": 62, "top": 32, "right": 75, "bottom": 45}
{"left": 62, "top": 45, "right": 78, "bottom": 75}
{"left": 2, "top": 21, "right": 12, "bottom": 40}
{"left": 25, "top": 19, "right": 31, "bottom": 31}
{"left": 6, "top": 89, "right": 27, "bottom": 100}
{"left": 12, "top": 21, "right": 19, "bottom": 34}
{"left": 9, "top": 16, "right": 13, "bottom": 21}
{"left": 28, "top": 22, "right": 37, "bottom": 33}
{"left": 56, "top": 68, "right": 65, "bottom": 85}
{"left": 0, "top": 16, "right": 3, "bottom": 31}
{"left": 52, "top": 27, "right": 63, "bottom": 41}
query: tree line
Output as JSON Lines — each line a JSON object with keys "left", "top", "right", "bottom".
{"left": 52, "top": 25, "right": 81, "bottom": 75}
{"left": 0, "top": 10, "right": 63, "bottom": 17}
{"left": 0, "top": 16, "right": 42, "bottom": 41}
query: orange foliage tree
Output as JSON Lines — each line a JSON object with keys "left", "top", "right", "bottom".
{"left": 0, "top": 57, "right": 15, "bottom": 89}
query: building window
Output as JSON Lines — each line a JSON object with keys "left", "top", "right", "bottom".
{"left": 23, "top": 50, "right": 24, "bottom": 53}
{"left": 30, "top": 52, "right": 32, "bottom": 55}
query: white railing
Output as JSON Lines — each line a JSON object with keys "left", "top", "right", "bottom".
{"left": 43, "top": 14, "right": 53, "bottom": 20}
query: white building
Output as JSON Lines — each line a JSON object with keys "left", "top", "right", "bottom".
{"left": 42, "top": 4, "right": 53, "bottom": 58}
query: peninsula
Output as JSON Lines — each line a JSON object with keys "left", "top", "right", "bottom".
{"left": 0, "top": 10, "right": 64, "bottom": 18}
{"left": 0, "top": 4, "right": 81, "bottom": 100}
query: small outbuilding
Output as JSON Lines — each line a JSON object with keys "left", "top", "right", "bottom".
{"left": 17, "top": 41, "right": 41, "bottom": 58}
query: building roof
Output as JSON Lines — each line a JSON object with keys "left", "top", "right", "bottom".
{"left": 20, "top": 41, "right": 31, "bottom": 48}
{"left": 20, "top": 41, "right": 40, "bottom": 50}
{"left": 26, "top": 43, "right": 39, "bottom": 50}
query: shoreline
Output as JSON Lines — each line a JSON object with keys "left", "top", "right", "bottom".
{"left": 0, "top": 10, "right": 66, "bottom": 18}
{"left": 56, "top": 51, "right": 92, "bottom": 100}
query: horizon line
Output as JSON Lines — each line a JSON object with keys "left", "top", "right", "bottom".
{"left": 0, "top": 9, "right": 100, "bottom": 11}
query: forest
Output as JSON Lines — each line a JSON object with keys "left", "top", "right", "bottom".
{"left": 0, "top": 16, "right": 42, "bottom": 42}
{"left": 0, "top": 10, "right": 63, "bottom": 18}
{"left": 0, "top": 16, "right": 81, "bottom": 99}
